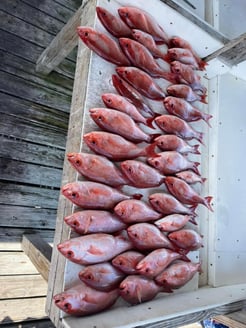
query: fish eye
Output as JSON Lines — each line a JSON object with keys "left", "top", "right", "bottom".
{"left": 64, "top": 303, "right": 70, "bottom": 309}
{"left": 71, "top": 192, "right": 77, "bottom": 198}
{"left": 128, "top": 167, "right": 132, "bottom": 172}
{"left": 87, "top": 274, "right": 93, "bottom": 280}
{"left": 75, "top": 159, "right": 81, "bottom": 165}
{"left": 170, "top": 103, "right": 174, "bottom": 108}
{"left": 107, "top": 98, "right": 111, "bottom": 103}
{"left": 91, "top": 140, "right": 97, "bottom": 145}
{"left": 84, "top": 32, "right": 89, "bottom": 37}
{"left": 72, "top": 220, "right": 79, "bottom": 227}
{"left": 154, "top": 160, "right": 159, "bottom": 166}
{"left": 145, "top": 268, "right": 150, "bottom": 273}
{"left": 98, "top": 116, "right": 102, "bottom": 120}
{"left": 67, "top": 250, "right": 73, "bottom": 257}
{"left": 134, "top": 233, "right": 138, "bottom": 237}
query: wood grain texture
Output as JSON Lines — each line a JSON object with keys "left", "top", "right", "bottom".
{"left": 22, "top": 234, "right": 52, "bottom": 281}
{"left": 36, "top": 3, "right": 84, "bottom": 74}
{"left": 0, "top": 297, "right": 47, "bottom": 324}
{"left": 213, "top": 314, "right": 246, "bottom": 328}
{"left": 0, "top": 252, "right": 40, "bottom": 275}
{"left": 45, "top": 0, "right": 97, "bottom": 325}
{"left": 0, "top": 275, "right": 47, "bottom": 299}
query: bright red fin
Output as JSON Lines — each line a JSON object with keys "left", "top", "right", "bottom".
{"left": 204, "top": 196, "right": 213, "bottom": 212}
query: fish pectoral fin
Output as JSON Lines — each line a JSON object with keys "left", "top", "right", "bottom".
{"left": 88, "top": 245, "right": 104, "bottom": 255}
{"left": 83, "top": 292, "right": 99, "bottom": 305}
{"left": 136, "top": 286, "right": 142, "bottom": 303}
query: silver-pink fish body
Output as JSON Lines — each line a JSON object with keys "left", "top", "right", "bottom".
{"left": 127, "top": 223, "right": 175, "bottom": 251}
{"left": 164, "top": 176, "right": 213, "bottom": 211}
{"left": 114, "top": 199, "right": 162, "bottom": 224}
{"left": 154, "top": 214, "right": 191, "bottom": 232}
{"left": 112, "top": 250, "right": 145, "bottom": 274}
{"left": 83, "top": 131, "right": 156, "bottom": 161}
{"left": 136, "top": 248, "right": 190, "bottom": 278}
{"left": 132, "top": 29, "right": 167, "bottom": 60}
{"left": 154, "top": 135, "right": 200, "bottom": 155}
{"left": 120, "top": 160, "right": 165, "bottom": 188}
{"left": 61, "top": 181, "right": 132, "bottom": 209}
{"left": 77, "top": 26, "right": 130, "bottom": 66}
{"left": 166, "top": 84, "right": 205, "bottom": 103}
{"left": 118, "top": 7, "right": 169, "bottom": 44}
{"left": 166, "top": 48, "right": 199, "bottom": 69}
{"left": 155, "top": 115, "right": 204, "bottom": 144}
{"left": 67, "top": 152, "right": 129, "bottom": 187}
{"left": 170, "top": 61, "right": 206, "bottom": 94}
{"left": 147, "top": 151, "right": 200, "bottom": 175}
{"left": 168, "top": 229, "right": 203, "bottom": 251}
{"left": 163, "top": 96, "right": 212, "bottom": 127}
{"left": 96, "top": 6, "right": 132, "bottom": 38}
{"left": 119, "top": 38, "right": 177, "bottom": 83}
{"left": 155, "top": 261, "right": 201, "bottom": 289}
{"left": 101, "top": 93, "right": 151, "bottom": 127}
{"left": 57, "top": 232, "right": 133, "bottom": 265}
{"left": 175, "top": 170, "right": 206, "bottom": 184}
{"left": 53, "top": 282, "right": 119, "bottom": 316}
{"left": 116, "top": 66, "right": 165, "bottom": 100}
{"left": 149, "top": 192, "right": 196, "bottom": 216}
{"left": 119, "top": 275, "right": 162, "bottom": 304}
{"left": 89, "top": 107, "right": 152, "bottom": 143}
{"left": 78, "top": 262, "right": 125, "bottom": 291}
{"left": 64, "top": 210, "right": 127, "bottom": 235}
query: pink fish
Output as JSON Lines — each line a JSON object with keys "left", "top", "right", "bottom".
{"left": 120, "top": 160, "right": 165, "bottom": 188}
{"left": 154, "top": 115, "right": 204, "bottom": 144}
{"left": 147, "top": 151, "right": 200, "bottom": 175}
{"left": 53, "top": 282, "right": 119, "bottom": 316}
{"left": 116, "top": 66, "right": 165, "bottom": 100}
{"left": 169, "top": 36, "right": 207, "bottom": 70}
{"left": 132, "top": 29, "right": 167, "bottom": 61}
{"left": 119, "top": 275, "right": 164, "bottom": 304}
{"left": 168, "top": 229, "right": 203, "bottom": 251}
{"left": 170, "top": 61, "right": 206, "bottom": 94}
{"left": 118, "top": 7, "right": 169, "bottom": 44}
{"left": 77, "top": 27, "right": 130, "bottom": 66}
{"left": 57, "top": 232, "right": 133, "bottom": 265}
{"left": 112, "top": 250, "right": 145, "bottom": 274}
{"left": 165, "top": 48, "right": 200, "bottom": 69}
{"left": 64, "top": 210, "right": 127, "bottom": 235}
{"left": 78, "top": 262, "right": 125, "bottom": 291}
{"left": 163, "top": 96, "right": 212, "bottom": 127}
{"left": 155, "top": 261, "right": 202, "bottom": 289}
{"left": 166, "top": 84, "right": 207, "bottom": 104}
{"left": 62, "top": 181, "right": 139, "bottom": 209}
{"left": 83, "top": 131, "right": 157, "bottom": 161}
{"left": 136, "top": 248, "right": 190, "bottom": 278}
{"left": 114, "top": 199, "right": 161, "bottom": 224}
{"left": 127, "top": 223, "right": 175, "bottom": 251}
{"left": 149, "top": 193, "right": 197, "bottom": 216}
{"left": 154, "top": 135, "right": 200, "bottom": 155}
{"left": 96, "top": 6, "right": 132, "bottom": 38}
{"left": 175, "top": 170, "right": 206, "bottom": 185}
{"left": 89, "top": 108, "right": 157, "bottom": 143}
{"left": 119, "top": 38, "right": 177, "bottom": 83}
{"left": 67, "top": 152, "right": 129, "bottom": 187}
{"left": 112, "top": 74, "right": 155, "bottom": 116}
{"left": 154, "top": 214, "right": 194, "bottom": 232}
{"left": 164, "top": 176, "right": 213, "bottom": 211}
{"left": 101, "top": 93, "right": 155, "bottom": 128}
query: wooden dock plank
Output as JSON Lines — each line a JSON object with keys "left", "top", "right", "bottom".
{"left": 0, "top": 252, "right": 40, "bottom": 275}
{"left": 0, "top": 297, "right": 47, "bottom": 324}
{"left": 22, "top": 234, "right": 52, "bottom": 282}
{"left": 214, "top": 314, "right": 246, "bottom": 328}
{"left": 0, "top": 182, "right": 59, "bottom": 209}
{"left": 0, "top": 158, "right": 62, "bottom": 188}
{"left": 0, "top": 113, "right": 67, "bottom": 149}
{"left": 0, "top": 275, "right": 47, "bottom": 299}
{"left": 0, "top": 92, "right": 69, "bottom": 131}
{"left": 0, "top": 205, "right": 56, "bottom": 230}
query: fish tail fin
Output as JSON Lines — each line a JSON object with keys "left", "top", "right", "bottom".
{"left": 189, "top": 204, "right": 198, "bottom": 216}
{"left": 192, "top": 162, "right": 201, "bottom": 176}
{"left": 149, "top": 133, "right": 162, "bottom": 143}
{"left": 144, "top": 142, "right": 158, "bottom": 158}
{"left": 189, "top": 216, "right": 198, "bottom": 225}
{"left": 142, "top": 103, "right": 156, "bottom": 117}
{"left": 192, "top": 144, "right": 201, "bottom": 155}
{"left": 200, "top": 93, "right": 208, "bottom": 104}
{"left": 196, "top": 131, "right": 205, "bottom": 145}
{"left": 180, "top": 253, "right": 191, "bottom": 262}
{"left": 199, "top": 60, "right": 208, "bottom": 71}
{"left": 203, "top": 113, "right": 213, "bottom": 128}
{"left": 201, "top": 177, "right": 207, "bottom": 184}
{"left": 145, "top": 117, "right": 156, "bottom": 129}
{"left": 132, "top": 193, "right": 143, "bottom": 200}
{"left": 204, "top": 196, "right": 213, "bottom": 212}
{"left": 197, "top": 261, "right": 203, "bottom": 274}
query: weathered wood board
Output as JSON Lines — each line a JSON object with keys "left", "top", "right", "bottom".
{"left": 46, "top": 0, "right": 246, "bottom": 327}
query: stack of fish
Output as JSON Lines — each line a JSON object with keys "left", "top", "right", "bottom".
{"left": 53, "top": 5, "right": 213, "bottom": 317}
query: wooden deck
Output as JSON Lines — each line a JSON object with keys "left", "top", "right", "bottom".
{"left": 0, "top": 0, "right": 80, "bottom": 325}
